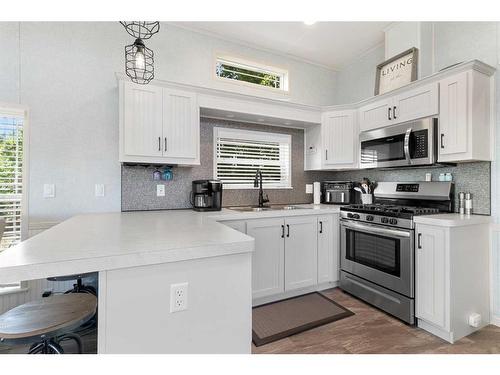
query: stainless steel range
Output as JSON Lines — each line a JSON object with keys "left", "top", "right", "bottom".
{"left": 339, "top": 181, "right": 453, "bottom": 324}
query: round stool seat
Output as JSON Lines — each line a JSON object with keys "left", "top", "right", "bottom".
{"left": 0, "top": 294, "right": 97, "bottom": 345}
{"left": 47, "top": 273, "right": 95, "bottom": 282}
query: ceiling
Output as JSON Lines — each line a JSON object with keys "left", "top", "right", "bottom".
{"left": 174, "top": 22, "right": 391, "bottom": 70}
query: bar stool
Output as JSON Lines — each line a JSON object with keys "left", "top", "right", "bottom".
{"left": 0, "top": 294, "right": 97, "bottom": 354}
{"left": 47, "top": 273, "right": 97, "bottom": 295}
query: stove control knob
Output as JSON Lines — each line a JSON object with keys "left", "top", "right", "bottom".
{"left": 389, "top": 218, "right": 398, "bottom": 225}
{"left": 366, "top": 215, "right": 374, "bottom": 222}
{"left": 347, "top": 213, "right": 353, "bottom": 218}
{"left": 352, "top": 214, "right": 360, "bottom": 219}
{"left": 381, "top": 217, "right": 389, "bottom": 224}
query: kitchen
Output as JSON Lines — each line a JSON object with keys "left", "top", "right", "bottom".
{"left": 0, "top": 4, "right": 500, "bottom": 371}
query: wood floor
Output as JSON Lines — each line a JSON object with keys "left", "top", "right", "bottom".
{"left": 252, "top": 288, "right": 500, "bottom": 354}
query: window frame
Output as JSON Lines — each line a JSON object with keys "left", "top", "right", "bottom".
{"left": 213, "top": 127, "right": 292, "bottom": 190}
{"left": 0, "top": 103, "right": 30, "bottom": 293}
{"left": 213, "top": 54, "right": 290, "bottom": 94}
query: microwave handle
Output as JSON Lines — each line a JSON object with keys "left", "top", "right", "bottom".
{"left": 404, "top": 128, "right": 412, "bottom": 164}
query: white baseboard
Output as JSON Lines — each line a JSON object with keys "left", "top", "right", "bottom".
{"left": 490, "top": 314, "right": 500, "bottom": 327}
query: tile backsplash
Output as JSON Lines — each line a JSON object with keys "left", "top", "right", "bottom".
{"left": 121, "top": 118, "right": 336, "bottom": 211}
{"left": 121, "top": 118, "right": 491, "bottom": 215}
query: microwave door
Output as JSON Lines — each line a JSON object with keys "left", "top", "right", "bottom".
{"left": 361, "top": 134, "right": 406, "bottom": 168}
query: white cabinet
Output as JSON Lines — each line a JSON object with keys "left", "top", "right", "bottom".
{"left": 122, "top": 82, "right": 163, "bottom": 158}
{"left": 414, "top": 220, "right": 490, "bottom": 343}
{"left": 284, "top": 216, "right": 318, "bottom": 291}
{"left": 322, "top": 110, "right": 358, "bottom": 169}
{"left": 415, "top": 224, "right": 448, "bottom": 330}
{"left": 119, "top": 81, "right": 200, "bottom": 165}
{"left": 359, "top": 82, "right": 438, "bottom": 132}
{"left": 438, "top": 70, "right": 492, "bottom": 162}
{"left": 317, "top": 214, "right": 339, "bottom": 284}
{"left": 246, "top": 218, "right": 285, "bottom": 299}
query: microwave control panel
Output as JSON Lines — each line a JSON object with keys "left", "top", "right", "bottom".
{"left": 412, "top": 129, "right": 428, "bottom": 158}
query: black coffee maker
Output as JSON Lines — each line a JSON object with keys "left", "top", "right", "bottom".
{"left": 190, "top": 180, "right": 223, "bottom": 211}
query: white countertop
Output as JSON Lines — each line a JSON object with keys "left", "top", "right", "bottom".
{"left": 413, "top": 213, "right": 492, "bottom": 227}
{"left": 0, "top": 210, "right": 255, "bottom": 284}
{"left": 0, "top": 204, "right": 341, "bottom": 284}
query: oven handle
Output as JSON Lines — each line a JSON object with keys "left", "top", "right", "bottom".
{"left": 341, "top": 220, "right": 411, "bottom": 238}
{"left": 404, "top": 128, "right": 412, "bottom": 165}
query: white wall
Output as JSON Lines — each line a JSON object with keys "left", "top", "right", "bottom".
{"left": 0, "top": 22, "right": 337, "bottom": 223}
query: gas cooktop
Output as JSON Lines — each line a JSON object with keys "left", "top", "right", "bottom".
{"left": 341, "top": 203, "right": 440, "bottom": 219}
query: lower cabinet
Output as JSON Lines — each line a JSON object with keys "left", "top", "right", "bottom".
{"left": 317, "top": 214, "right": 340, "bottom": 284}
{"left": 222, "top": 213, "right": 340, "bottom": 302}
{"left": 415, "top": 221, "right": 490, "bottom": 343}
{"left": 284, "top": 216, "right": 318, "bottom": 291}
{"left": 246, "top": 218, "right": 285, "bottom": 299}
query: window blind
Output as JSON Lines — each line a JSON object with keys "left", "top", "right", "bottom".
{"left": 214, "top": 127, "right": 291, "bottom": 189}
{"left": 0, "top": 115, "right": 23, "bottom": 252}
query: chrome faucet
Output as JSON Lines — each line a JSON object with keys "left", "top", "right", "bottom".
{"left": 254, "top": 169, "right": 269, "bottom": 208}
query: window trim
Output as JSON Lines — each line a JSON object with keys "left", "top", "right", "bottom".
{"left": 213, "top": 54, "right": 290, "bottom": 95}
{"left": 213, "top": 127, "right": 292, "bottom": 190}
{"left": 0, "top": 103, "right": 30, "bottom": 294}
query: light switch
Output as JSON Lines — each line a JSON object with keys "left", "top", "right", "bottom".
{"left": 43, "top": 184, "right": 55, "bottom": 198}
{"left": 306, "top": 184, "right": 314, "bottom": 194}
{"left": 157, "top": 184, "right": 165, "bottom": 197}
{"left": 95, "top": 184, "right": 105, "bottom": 197}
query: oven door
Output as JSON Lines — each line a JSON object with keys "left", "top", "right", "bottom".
{"left": 360, "top": 118, "right": 435, "bottom": 169}
{"left": 340, "top": 219, "right": 414, "bottom": 297}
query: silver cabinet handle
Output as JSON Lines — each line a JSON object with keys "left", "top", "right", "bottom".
{"left": 418, "top": 233, "right": 422, "bottom": 249}
{"left": 158, "top": 137, "right": 161, "bottom": 151}
{"left": 325, "top": 150, "right": 328, "bottom": 160}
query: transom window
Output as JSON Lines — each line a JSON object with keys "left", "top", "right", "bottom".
{"left": 215, "top": 56, "right": 289, "bottom": 91}
{"left": 214, "top": 127, "right": 291, "bottom": 189}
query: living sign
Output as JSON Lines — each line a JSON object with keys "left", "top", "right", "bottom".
{"left": 375, "top": 48, "right": 418, "bottom": 95}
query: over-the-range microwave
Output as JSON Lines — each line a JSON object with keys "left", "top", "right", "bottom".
{"left": 359, "top": 117, "right": 438, "bottom": 169}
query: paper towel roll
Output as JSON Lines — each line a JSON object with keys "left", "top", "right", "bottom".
{"left": 313, "top": 182, "right": 321, "bottom": 205}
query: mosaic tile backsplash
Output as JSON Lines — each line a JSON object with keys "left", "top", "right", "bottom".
{"left": 122, "top": 118, "right": 491, "bottom": 215}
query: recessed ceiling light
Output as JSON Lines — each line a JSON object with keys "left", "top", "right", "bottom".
{"left": 304, "top": 21, "right": 316, "bottom": 26}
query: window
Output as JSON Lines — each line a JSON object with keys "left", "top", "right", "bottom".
{"left": 215, "top": 56, "right": 289, "bottom": 91}
{"left": 214, "top": 127, "right": 291, "bottom": 189}
{"left": 0, "top": 109, "right": 27, "bottom": 292}
{"left": 0, "top": 114, "right": 24, "bottom": 251}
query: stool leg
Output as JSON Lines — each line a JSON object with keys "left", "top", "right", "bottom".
{"left": 57, "top": 333, "right": 83, "bottom": 354}
{"left": 47, "top": 339, "right": 64, "bottom": 354}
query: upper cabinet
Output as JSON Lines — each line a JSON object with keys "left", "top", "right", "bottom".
{"left": 359, "top": 82, "right": 438, "bottom": 132}
{"left": 438, "top": 70, "right": 492, "bottom": 162}
{"left": 322, "top": 110, "right": 358, "bottom": 169}
{"left": 119, "top": 81, "right": 200, "bottom": 165}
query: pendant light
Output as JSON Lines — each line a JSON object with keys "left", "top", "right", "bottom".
{"left": 120, "top": 22, "right": 160, "bottom": 85}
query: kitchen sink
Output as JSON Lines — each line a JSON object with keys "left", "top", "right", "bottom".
{"left": 228, "top": 205, "right": 306, "bottom": 212}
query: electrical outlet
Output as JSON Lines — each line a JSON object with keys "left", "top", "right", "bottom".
{"left": 170, "top": 282, "right": 188, "bottom": 313}
{"left": 43, "top": 184, "right": 55, "bottom": 198}
{"left": 157, "top": 184, "right": 165, "bottom": 197}
{"left": 95, "top": 184, "right": 105, "bottom": 197}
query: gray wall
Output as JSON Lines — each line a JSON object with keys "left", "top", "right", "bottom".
{"left": 330, "top": 163, "right": 491, "bottom": 215}
{"left": 122, "top": 118, "right": 336, "bottom": 211}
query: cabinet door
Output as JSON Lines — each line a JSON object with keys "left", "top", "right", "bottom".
{"left": 438, "top": 71, "right": 468, "bottom": 156}
{"left": 317, "top": 214, "right": 340, "bottom": 284}
{"left": 246, "top": 218, "right": 285, "bottom": 299}
{"left": 162, "top": 88, "right": 199, "bottom": 160}
{"left": 122, "top": 82, "right": 163, "bottom": 158}
{"left": 415, "top": 224, "right": 449, "bottom": 330}
{"left": 393, "top": 82, "right": 438, "bottom": 123}
{"left": 284, "top": 216, "right": 318, "bottom": 291}
{"left": 359, "top": 98, "right": 392, "bottom": 131}
{"left": 322, "top": 110, "right": 357, "bottom": 167}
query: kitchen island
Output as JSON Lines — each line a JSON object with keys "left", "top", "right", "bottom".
{"left": 0, "top": 210, "right": 255, "bottom": 353}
